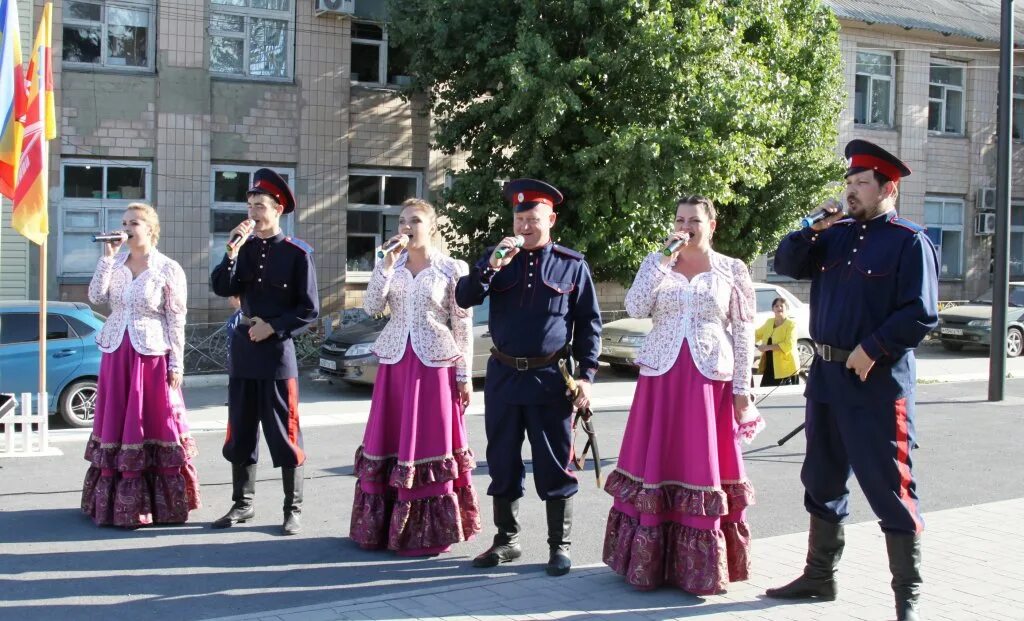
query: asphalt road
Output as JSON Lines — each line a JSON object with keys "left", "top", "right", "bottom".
{"left": 1, "top": 378, "right": 1022, "bottom": 621}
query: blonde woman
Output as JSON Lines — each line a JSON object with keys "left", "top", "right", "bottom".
{"left": 82, "top": 203, "right": 200, "bottom": 528}
{"left": 350, "top": 198, "right": 481, "bottom": 556}
{"left": 754, "top": 297, "right": 800, "bottom": 386}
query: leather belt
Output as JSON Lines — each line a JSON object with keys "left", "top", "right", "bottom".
{"left": 490, "top": 346, "right": 568, "bottom": 371}
{"left": 815, "top": 343, "right": 853, "bottom": 363}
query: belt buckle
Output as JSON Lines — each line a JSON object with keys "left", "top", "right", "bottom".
{"left": 820, "top": 344, "right": 832, "bottom": 362}
{"left": 514, "top": 357, "right": 529, "bottom": 371}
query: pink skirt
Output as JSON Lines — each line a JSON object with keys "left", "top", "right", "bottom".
{"left": 349, "top": 341, "right": 481, "bottom": 556}
{"left": 81, "top": 334, "right": 201, "bottom": 528}
{"left": 603, "top": 341, "right": 754, "bottom": 594}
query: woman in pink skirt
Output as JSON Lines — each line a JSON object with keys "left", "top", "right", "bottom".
{"left": 82, "top": 202, "right": 200, "bottom": 528}
{"left": 603, "top": 195, "right": 757, "bottom": 594}
{"left": 349, "top": 198, "right": 481, "bottom": 556}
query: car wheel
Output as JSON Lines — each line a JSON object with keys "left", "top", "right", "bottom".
{"left": 59, "top": 379, "right": 98, "bottom": 428}
{"left": 1007, "top": 327, "right": 1023, "bottom": 358}
{"left": 797, "top": 340, "right": 815, "bottom": 370}
{"left": 941, "top": 341, "right": 964, "bottom": 352}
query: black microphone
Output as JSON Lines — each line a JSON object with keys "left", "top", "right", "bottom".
{"left": 92, "top": 233, "right": 131, "bottom": 243}
{"left": 226, "top": 219, "right": 255, "bottom": 252}
{"left": 662, "top": 232, "right": 691, "bottom": 256}
{"left": 376, "top": 234, "right": 410, "bottom": 259}
{"left": 801, "top": 199, "right": 846, "bottom": 228}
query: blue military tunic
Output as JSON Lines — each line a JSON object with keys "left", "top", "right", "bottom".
{"left": 774, "top": 210, "right": 939, "bottom": 535}
{"left": 456, "top": 242, "right": 602, "bottom": 500}
{"left": 210, "top": 232, "right": 319, "bottom": 380}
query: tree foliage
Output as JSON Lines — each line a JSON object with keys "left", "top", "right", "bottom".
{"left": 389, "top": 0, "right": 845, "bottom": 281}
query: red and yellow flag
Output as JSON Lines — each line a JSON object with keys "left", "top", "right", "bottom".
{"left": 0, "top": 0, "right": 25, "bottom": 199}
{"left": 12, "top": 2, "right": 55, "bottom": 245}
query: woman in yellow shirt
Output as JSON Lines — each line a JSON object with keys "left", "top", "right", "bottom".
{"left": 755, "top": 297, "right": 799, "bottom": 386}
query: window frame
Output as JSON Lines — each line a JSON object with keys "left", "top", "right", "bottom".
{"left": 1011, "top": 203, "right": 1024, "bottom": 278}
{"left": 350, "top": 21, "right": 410, "bottom": 88}
{"left": 58, "top": 158, "right": 153, "bottom": 278}
{"left": 209, "top": 0, "right": 295, "bottom": 82}
{"left": 346, "top": 168, "right": 423, "bottom": 279}
{"left": 854, "top": 50, "right": 895, "bottom": 128}
{"left": 62, "top": 0, "right": 156, "bottom": 73}
{"left": 924, "top": 196, "right": 966, "bottom": 279}
{"left": 928, "top": 60, "right": 966, "bottom": 136}
{"left": 209, "top": 164, "right": 296, "bottom": 269}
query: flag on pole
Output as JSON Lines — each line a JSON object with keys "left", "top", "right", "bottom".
{"left": 0, "top": 0, "right": 25, "bottom": 199}
{"left": 12, "top": 2, "right": 54, "bottom": 246}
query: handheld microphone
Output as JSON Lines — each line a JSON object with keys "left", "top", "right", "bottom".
{"left": 226, "top": 220, "right": 255, "bottom": 252}
{"left": 494, "top": 235, "right": 525, "bottom": 260}
{"left": 662, "top": 232, "right": 691, "bottom": 256}
{"left": 376, "top": 234, "right": 409, "bottom": 259}
{"left": 92, "top": 233, "right": 131, "bottom": 243}
{"left": 800, "top": 198, "right": 846, "bottom": 229}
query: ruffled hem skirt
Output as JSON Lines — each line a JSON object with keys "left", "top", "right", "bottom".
{"left": 81, "top": 335, "right": 201, "bottom": 528}
{"left": 603, "top": 341, "right": 753, "bottom": 594}
{"left": 349, "top": 341, "right": 481, "bottom": 555}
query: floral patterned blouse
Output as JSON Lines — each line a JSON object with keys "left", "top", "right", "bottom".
{"left": 624, "top": 250, "right": 755, "bottom": 394}
{"left": 88, "top": 249, "right": 187, "bottom": 372}
{"left": 364, "top": 249, "right": 473, "bottom": 381}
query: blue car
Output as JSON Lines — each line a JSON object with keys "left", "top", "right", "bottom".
{"left": 0, "top": 301, "right": 104, "bottom": 428}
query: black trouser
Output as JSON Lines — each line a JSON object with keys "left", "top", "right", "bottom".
{"left": 223, "top": 377, "right": 305, "bottom": 468}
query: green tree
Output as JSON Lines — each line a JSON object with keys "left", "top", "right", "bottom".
{"left": 389, "top": 0, "right": 845, "bottom": 281}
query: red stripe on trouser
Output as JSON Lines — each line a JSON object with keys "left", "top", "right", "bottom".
{"left": 224, "top": 421, "right": 232, "bottom": 445}
{"left": 894, "top": 398, "right": 922, "bottom": 534}
{"left": 286, "top": 378, "right": 305, "bottom": 464}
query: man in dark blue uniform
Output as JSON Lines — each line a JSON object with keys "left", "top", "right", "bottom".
{"left": 456, "top": 178, "right": 602, "bottom": 576}
{"left": 766, "top": 140, "right": 938, "bottom": 621}
{"left": 210, "top": 168, "right": 319, "bottom": 536}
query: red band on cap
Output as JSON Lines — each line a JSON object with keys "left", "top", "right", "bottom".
{"left": 515, "top": 190, "right": 555, "bottom": 207}
{"left": 849, "top": 154, "right": 902, "bottom": 182}
{"left": 251, "top": 179, "right": 284, "bottom": 206}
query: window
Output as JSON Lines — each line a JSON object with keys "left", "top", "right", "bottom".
{"left": 347, "top": 170, "right": 422, "bottom": 274}
{"left": 210, "top": 165, "right": 295, "bottom": 267}
{"left": 854, "top": 51, "right": 894, "bottom": 127}
{"left": 209, "top": 0, "right": 293, "bottom": 80}
{"left": 1013, "top": 76, "right": 1024, "bottom": 140}
{"left": 59, "top": 160, "right": 151, "bottom": 276}
{"left": 928, "top": 62, "right": 965, "bottom": 135}
{"left": 924, "top": 197, "right": 964, "bottom": 278}
{"left": 350, "top": 21, "right": 411, "bottom": 86}
{"left": 0, "top": 314, "right": 73, "bottom": 345}
{"left": 62, "top": 0, "right": 154, "bottom": 71}
{"left": 1011, "top": 204, "right": 1024, "bottom": 277}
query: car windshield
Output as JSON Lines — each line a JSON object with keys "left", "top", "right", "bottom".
{"left": 972, "top": 285, "right": 1024, "bottom": 307}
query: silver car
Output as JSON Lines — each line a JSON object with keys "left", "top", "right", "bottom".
{"left": 319, "top": 297, "right": 493, "bottom": 386}
{"left": 599, "top": 282, "right": 815, "bottom": 374}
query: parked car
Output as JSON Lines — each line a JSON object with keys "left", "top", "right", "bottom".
{"left": 0, "top": 301, "right": 104, "bottom": 427}
{"left": 319, "top": 297, "right": 493, "bottom": 386}
{"left": 599, "top": 282, "right": 815, "bottom": 374}
{"left": 934, "top": 282, "right": 1024, "bottom": 357}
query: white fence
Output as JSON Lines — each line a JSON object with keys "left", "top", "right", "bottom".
{"left": 0, "top": 392, "right": 61, "bottom": 457}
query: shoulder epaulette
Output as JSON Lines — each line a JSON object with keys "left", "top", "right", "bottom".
{"left": 284, "top": 236, "right": 313, "bottom": 254}
{"left": 552, "top": 244, "right": 584, "bottom": 260}
{"left": 891, "top": 217, "right": 925, "bottom": 234}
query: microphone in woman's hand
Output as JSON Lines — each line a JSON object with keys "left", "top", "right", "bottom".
{"left": 93, "top": 232, "right": 131, "bottom": 243}
{"left": 377, "top": 234, "right": 410, "bottom": 259}
{"left": 494, "top": 235, "right": 525, "bottom": 259}
{"left": 662, "top": 232, "right": 691, "bottom": 256}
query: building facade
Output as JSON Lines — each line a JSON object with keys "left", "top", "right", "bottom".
{"left": 2, "top": 0, "right": 1023, "bottom": 317}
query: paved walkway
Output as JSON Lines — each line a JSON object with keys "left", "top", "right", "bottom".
{"left": 205, "top": 498, "right": 1018, "bottom": 621}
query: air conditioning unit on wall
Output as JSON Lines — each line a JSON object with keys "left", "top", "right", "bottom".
{"left": 977, "top": 187, "right": 997, "bottom": 211}
{"left": 975, "top": 212, "right": 996, "bottom": 236}
{"left": 314, "top": 0, "right": 354, "bottom": 16}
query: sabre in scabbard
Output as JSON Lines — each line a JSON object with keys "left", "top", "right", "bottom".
{"left": 558, "top": 359, "right": 602, "bottom": 487}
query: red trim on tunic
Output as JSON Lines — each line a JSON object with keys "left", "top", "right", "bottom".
{"left": 286, "top": 378, "right": 305, "bottom": 464}
{"left": 894, "top": 398, "right": 922, "bottom": 534}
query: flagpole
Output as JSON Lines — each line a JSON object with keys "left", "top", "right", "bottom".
{"left": 38, "top": 239, "right": 46, "bottom": 407}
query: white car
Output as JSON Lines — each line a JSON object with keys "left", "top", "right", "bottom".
{"left": 599, "top": 282, "right": 815, "bottom": 374}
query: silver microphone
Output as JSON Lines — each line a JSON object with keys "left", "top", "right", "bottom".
{"left": 801, "top": 197, "right": 846, "bottom": 228}
{"left": 226, "top": 219, "right": 255, "bottom": 252}
{"left": 92, "top": 233, "right": 131, "bottom": 243}
{"left": 494, "top": 235, "right": 525, "bottom": 259}
{"left": 377, "top": 234, "right": 409, "bottom": 259}
{"left": 662, "top": 232, "right": 691, "bottom": 256}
